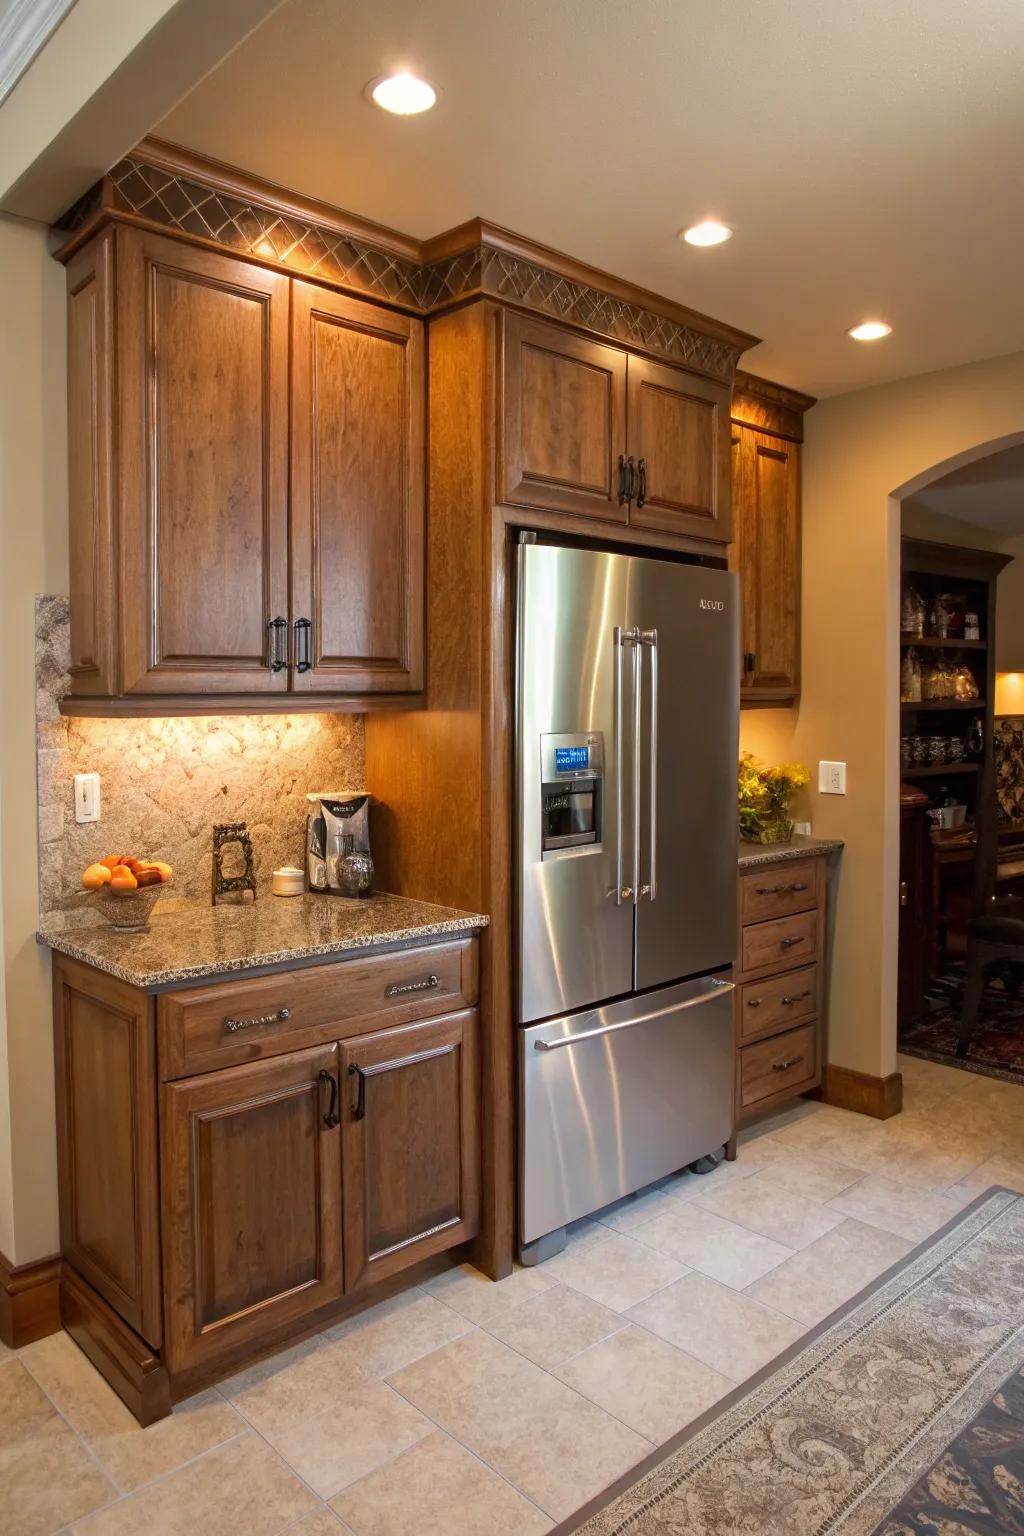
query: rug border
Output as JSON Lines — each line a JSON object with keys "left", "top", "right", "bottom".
{"left": 549, "top": 1184, "right": 1020, "bottom": 1536}
{"left": 896, "top": 1037, "right": 1024, "bottom": 1085}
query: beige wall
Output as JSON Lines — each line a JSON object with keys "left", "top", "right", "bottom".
{"left": 741, "top": 349, "right": 1024, "bottom": 1081}
{"left": 0, "top": 215, "right": 68, "bottom": 1262}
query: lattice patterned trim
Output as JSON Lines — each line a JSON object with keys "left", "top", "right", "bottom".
{"left": 64, "top": 156, "right": 742, "bottom": 379}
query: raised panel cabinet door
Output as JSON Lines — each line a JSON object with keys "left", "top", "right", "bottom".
{"left": 626, "top": 356, "right": 731, "bottom": 541}
{"left": 291, "top": 282, "right": 425, "bottom": 693}
{"left": 161, "top": 1044, "right": 343, "bottom": 1375}
{"left": 53, "top": 960, "right": 161, "bottom": 1346}
{"left": 116, "top": 227, "right": 290, "bottom": 695}
{"left": 731, "top": 425, "right": 800, "bottom": 701}
{"left": 499, "top": 311, "right": 628, "bottom": 522}
{"left": 340, "top": 1010, "right": 481, "bottom": 1293}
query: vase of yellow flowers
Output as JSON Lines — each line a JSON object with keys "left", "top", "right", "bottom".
{"left": 738, "top": 754, "right": 810, "bottom": 844}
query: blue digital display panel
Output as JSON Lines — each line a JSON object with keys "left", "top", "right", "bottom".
{"left": 554, "top": 745, "right": 590, "bottom": 773}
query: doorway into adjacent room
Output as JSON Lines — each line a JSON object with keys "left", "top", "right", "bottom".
{"left": 895, "top": 434, "right": 1024, "bottom": 1083}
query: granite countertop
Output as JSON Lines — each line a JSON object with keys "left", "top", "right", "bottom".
{"left": 38, "top": 892, "right": 489, "bottom": 990}
{"left": 737, "top": 833, "right": 844, "bottom": 868}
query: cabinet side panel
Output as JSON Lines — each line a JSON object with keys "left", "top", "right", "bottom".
{"left": 364, "top": 302, "right": 485, "bottom": 909}
{"left": 66, "top": 230, "right": 115, "bottom": 694}
{"left": 54, "top": 960, "right": 161, "bottom": 1344}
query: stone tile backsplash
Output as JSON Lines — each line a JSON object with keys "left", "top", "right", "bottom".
{"left": 36, "top": 595, "right": 366, "bottom": 922}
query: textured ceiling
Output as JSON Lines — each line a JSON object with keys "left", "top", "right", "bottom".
{"left": 157, "top": 0, "right": 1024, "bottom": 397}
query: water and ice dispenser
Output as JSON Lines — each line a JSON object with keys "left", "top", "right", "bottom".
{"left": 539, "top": 733, "right": 604, "bottom": 856}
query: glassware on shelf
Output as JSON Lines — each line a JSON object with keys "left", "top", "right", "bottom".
{"left": 923, "top": 652, "right": 954, "bottom": 700}
{"left": 952, "top": 662, "right": 979, "bottom": 701}
{"left": 901, "top": 586, "right": 926, "bottom": 638}
{"left": 927, "top": 596, "right": 950, "bottom": 639}
{"left": 964, "top": 610, "right": 981, "bottom": 641}
{"left": 900, "top": 647, "right": 922, "bottom": 703}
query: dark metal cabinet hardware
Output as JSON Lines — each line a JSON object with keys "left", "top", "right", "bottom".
{"left": 318, "top": 1069, "right": 340, "bottom": 1128}
{"left": 385, "top": 974, "right": 439, "bottom": 998}
{"left": 771, "top": 1054, "right": 804, "bottom": 1072}
{"left": 743, "top": 652, "right": 757, "bottom": 677}
{"left": 618, "top": 454, "right": 629, "bottom": 505}
{"left": 781, "top": 990, "right": 813, "bottom": 1006}
{"left": 223, "top": 1006, "right": 290, "bottom": 1034}
{"left": 755, "top": 881, "right": 809, "bottom": 896}
{"left": 780, "top": 935, "right": 802, "bottom": 948}
{"left": 294, "top": 617, "right": 312, "bottom": 672}
{"left": 636, "top": 457, "right": 647, "bottom": 508}
{"left": 267, "top": 615, "right": 288, "bottom": 671}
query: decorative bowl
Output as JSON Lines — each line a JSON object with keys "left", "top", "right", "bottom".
{"left": 85, "top": 882, "right": 168, "bottom": 932}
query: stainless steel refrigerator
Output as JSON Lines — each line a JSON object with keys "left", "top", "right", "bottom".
{"left": 516, "top": 537, "right": 739, "bottom": 1259}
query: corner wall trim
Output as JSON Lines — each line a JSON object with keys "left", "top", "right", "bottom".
{"left": 0, "top": 1249, "right": 62, "bottom": 1348}
{"left": 817, "top": 1064, "right": 903, "bottom": 1120}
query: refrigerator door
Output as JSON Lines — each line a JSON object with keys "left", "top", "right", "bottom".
{"left": 520, "top": 973, "right": 734, "bottom": 1245}
{"left": 516, "top": 542, "right": 637, "bottom": 1024}
{"left": 630, "top": 561, "right": 739, "bottom": 991}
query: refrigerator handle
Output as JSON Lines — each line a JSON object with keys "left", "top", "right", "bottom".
{"left": 613, "top": 626, "right": 639, "bottom": 906}
{"left": 639, "top": 629, "right": 658, "bottom": 900}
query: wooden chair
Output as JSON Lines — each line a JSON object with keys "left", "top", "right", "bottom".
{"left": 958, "top": 760, "right": 1024, "bottom": 1055}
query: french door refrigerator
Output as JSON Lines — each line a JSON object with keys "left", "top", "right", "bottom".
{"left": 516, "top": 536, "right": 739, "bottom": 1259}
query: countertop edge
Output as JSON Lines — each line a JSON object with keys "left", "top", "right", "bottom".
{"left": 37, "top": 911, "right": 489, "bottom": 992}
{"left": 737, "top": 836, "right": 844, "bottom": 868}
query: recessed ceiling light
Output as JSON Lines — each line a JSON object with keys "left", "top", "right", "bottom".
{"left": 367, "top": 72, "right": 437, "bottom": 115}
{"left": 680, "top": 220, "right": 733, "bottom": 247}
{"left": 848, "top": 319, "right": 892, "bottom": 342}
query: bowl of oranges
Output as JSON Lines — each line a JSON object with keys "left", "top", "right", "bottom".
{"left": 81, "top": 856, "right": 174, "bottom": 932}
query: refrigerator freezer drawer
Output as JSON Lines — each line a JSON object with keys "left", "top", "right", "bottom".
{"left": 519, "top": 974, "right": 734, "bottom": 1246}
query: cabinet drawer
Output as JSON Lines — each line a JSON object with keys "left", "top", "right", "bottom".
{"left": 738, "top": 965, "right": 818, "bottom": 1042}
{"left": 740, "top": 860, "right": 821, "bottom": 924}
{"left": 739, "top": 1023, "right": 818, "bottom": 1108}
{"left": 740, "top": 909, "right": 818, "bottom": 977}
{"left": 158, "top": 938, "right": 478, "bottom": 1079}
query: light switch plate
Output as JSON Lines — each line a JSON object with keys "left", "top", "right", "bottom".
{"left": 818, "top": 761, "right": 847, "bottom": 795}
{"left": 74, "top": 772, "right": 100, "bottom": 823}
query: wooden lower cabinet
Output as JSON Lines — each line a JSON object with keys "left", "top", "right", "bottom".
{"left": 161, "top": 1044, "right": 344, "bottom": 1375}
{"left": 52, "top": 939, "right": 482, "bottom": 1416}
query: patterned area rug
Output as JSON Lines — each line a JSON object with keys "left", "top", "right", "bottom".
{"left": 555, "top": 1190, "right": 1024, "bottom": 1535}
{"left": 899, "top": 967, "right": 1024, "bottom": 1083}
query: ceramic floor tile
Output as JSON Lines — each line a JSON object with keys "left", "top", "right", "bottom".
{"left": 387, "top": 1329, "right": 650, "bottom": 1520}
{"left": 266, "top": 1378, "right": 434, "bottom": 1499}
{"left": 423, "top": 1262, "right": 558, "bottom": 1325}
{"left": 538, "top": 1230, "right": 687, "bottom": 1312}
{"left": 288, "top": 1512, "right": 352, "bottom": 1535}
{"left": 734, "top": 1142, "right": 866, "bottom": 1201}
{"left": 332, "top": 1430, "right": 553, "bottom": 1536}
{"left": 325, "top": 1294, "right": 474, "bottom": 1379}
{"left": 323, "top": 1284, "right": 430, "bottom": 1342}
{"left": 217, "top": 1332, "right": 328, "bottom": 1401}
{"left": 593, "top": 1183, "right": 691, "bottom": 1234}
{"left": 626, "top": 1271, "right": 804, "bottom": 1381}
{"left": 951, "top": 1152, "right": 1024, "bottom": 1198}
{"left": 0, "top": 1360, "right": 115, "bottom": 1536}
{"left": 20, "top": 1330, "right": 245, "bottom": 1494}
{"left": 555, "top": 1324, "right": 734, "bottom": 1444}
{"left": 691, "top": 1171, "right": 846, "bottom": 1249}
{"left": 744, "top": 1217, "right": 913, "bottom": 1325}
{"left": 631, "top": 1201, "right": 795, "bottom": 1289}
{"left": 825, "top": 1174, "right": 965, "bottom": 1242}
{"left": 483, "top": 1281, "right": 626, "bottom": 1368}
{"left": 69, "top": 1431, "right": 319, "bottom": 1535}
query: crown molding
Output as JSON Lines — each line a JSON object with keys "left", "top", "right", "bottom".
{"left": 0, "top": 0, "right": 76, "bottom": 108}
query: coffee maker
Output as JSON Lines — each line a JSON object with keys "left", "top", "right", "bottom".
{"left": 305, "top": 792, "right": 374, "bottom": 897}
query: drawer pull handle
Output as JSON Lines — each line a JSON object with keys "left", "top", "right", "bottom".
{"left": 224, "top": 1006, "right": 291, "bottom": 1034}
{"left": 746, "top": 997, "right": 762, "bottom": 1009}
{"left": 771, "top": 1055, "right": 804, "bottom": 1072}
{"left": 385, "top": 974, "right": 439, "bottom": 998}
{"left": 782, "top": 990, "right": 813, "bottom": 1005}
{"left": 318, "top": 1069, "right": 340, "bottom": 1128}
{"left": 755, "top": 881, "right": 809, "bottom": 896}
{"left": 780, "top": 936, "right": 802, "bottom": 949}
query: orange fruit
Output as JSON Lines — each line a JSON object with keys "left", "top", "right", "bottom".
{"left": 109, "top": 868, "right": 138, "bottom": 892}
{"left": 135, "top": 869, "right": 162, "bottom": 887}
{"left": 149, "top": 861, "right": 173, "bottom": 881}
{"left": 82, "top": 863, "right": 112, "bottom": 890}
{"left": 100, "top": 856, "right": 123, "bottom": 871}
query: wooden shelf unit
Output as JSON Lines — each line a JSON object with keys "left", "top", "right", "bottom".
{"left": 901, "top": 699, "right": 986, "bottom": 713}
{"left": 900, "top": 762, "right": 980, "bottom": 778}
{"left": 900, "top": 635, "right": 987, "bottom": 650}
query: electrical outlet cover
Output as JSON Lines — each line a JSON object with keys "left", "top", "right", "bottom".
{"left": 818, "top": 761, "right": 847, "bottom": 795}
{"left": 74, "top": 772, "right": 101, "bottom": 823}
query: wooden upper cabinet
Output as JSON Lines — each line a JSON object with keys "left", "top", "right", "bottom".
{"left": 340, "top": 1010, "right": 480, "bottom": 1293}
{"left": 626, "top": 357, "right": 730, "bottom": 542}
{"left": 730, "top": 425, "right": 801, "bottom": 702}
{"left": 500, "top": 311, "right": 628, "bottom": 523}
{"left": 116, "top": 228, "right": 290, "bottom": 695}
{"left": 291, "top": 283, "right": 425, "bottom": 693}
{"left": 161, "top": 1043, "right": 343, "bottom": 1375}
